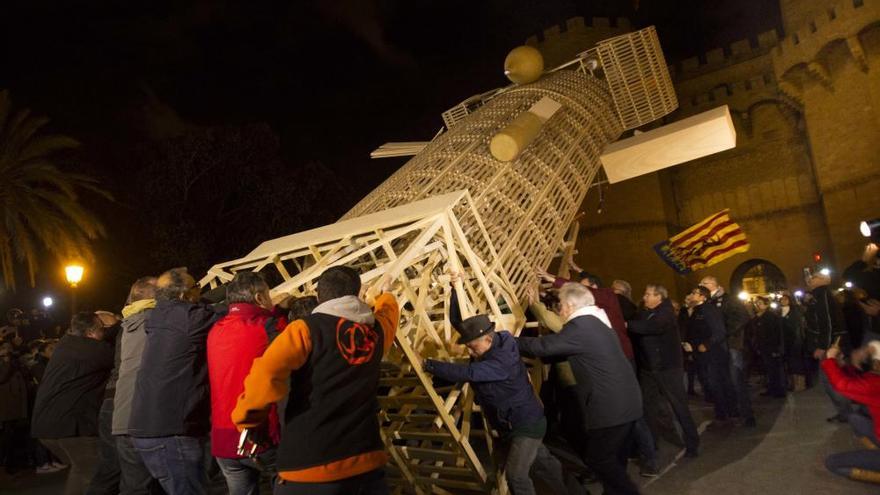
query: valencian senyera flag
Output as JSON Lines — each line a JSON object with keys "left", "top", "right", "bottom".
{"left": 654, "top": 209, "right": 750, "bottom": 274}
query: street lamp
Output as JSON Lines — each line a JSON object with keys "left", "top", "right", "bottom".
{"left": 65, "top": 264, "right": 85, "bottom": 314}
{"left": 860, "top": 218, "right": 880, "bottom": 242}
{"left": 65, "top": 265, "right": 84, "bottom": 287}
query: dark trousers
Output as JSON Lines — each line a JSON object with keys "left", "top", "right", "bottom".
{"left": 694, "top": 353, "right": 713, "bottom": 402}
{"left": 580, "top": 422, "right": 640, "bottom": 495}
{"left": 640, "top": 368, "right": 700, "bottom": 452}
{"left": 41, "top": 436, "right": 102, "bottom": 495}
{"left": 630, "top": 417, "right": 656, "bottom": 465}
{"left": 86, "top": 397, "right": 121, "bottom": 494}
{"left": 706, "top": 348, "right": 736, "bottom": 419}
{"left": 132, "top": 436, "right": 206, "bottom": 495}
{"left": 728, "top": 349, "right": 754, "bottom": 419}
{"left": 216, "top": 449, "right": 277, "bottom": 495}
{"left": 273, "top": 468, "right": 388, "bottom": 495}
{"left": 497, "top": 435, "right": 568, "bottom": 495}
{"left": 826, "top": 449, "right": 880, "bottom": 477}
{"left": 684, "top": 356, "right": 697, "bottom": 395}
{"left": 761, "top": 354, "right": 786, "bottom": 397}
{"left": 821, "top": 367, "right": 856, "bottom": 418}
{"left": 849, "top": 413, "right": 879, "bottom": 447}
{"left": 115, "top": 436, "right": 163, "bottom": 495}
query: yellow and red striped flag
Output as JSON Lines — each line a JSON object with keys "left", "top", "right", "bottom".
{"left": 653, "top": 209, "right": 750, "bottom": 273}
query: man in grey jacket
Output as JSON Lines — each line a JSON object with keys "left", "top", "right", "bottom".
{"left": 518, "top": 283, "right": 642, "bottom": 495}
{"left": 112, "top": 277, "right": 161, "bottom": 495}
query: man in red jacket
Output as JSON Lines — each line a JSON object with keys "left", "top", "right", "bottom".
{"left": 208, "top": 272, "right": 289, "bottom": 494}
{"left": 822, "top": 341, "right": 880, "bottom": 484}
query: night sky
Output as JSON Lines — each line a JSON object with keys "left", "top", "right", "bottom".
{"left": 0, "top": 0, "right": 782, "bottom": 315}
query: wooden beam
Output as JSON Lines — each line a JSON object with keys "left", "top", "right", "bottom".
{"left": 600, "top": 105, "right": 736, "bottom": 184}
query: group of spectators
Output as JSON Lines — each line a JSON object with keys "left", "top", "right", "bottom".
{"left": 5, "top": 265, "right": 398, "bottom": 495}
{"left": 0, "top": 329, "right": 63, "bottom": 476}
{"left": 1, "top": 242, "right": 879, "bottom": 494}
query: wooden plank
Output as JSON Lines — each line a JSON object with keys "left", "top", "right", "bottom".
{"left": 391, "top": 431, "right": 454, "bottom": 442}
{"left": 600, "top": 105, "right": 736, "bottom": 184}
{"left": 398, "top": 447, "right": 460, "bottom": 463}
{"left": 378, "top": 395, "right": 436, "bottom": 408}
{"left": 414, "top": 476, "right": 486, "bottom": 491}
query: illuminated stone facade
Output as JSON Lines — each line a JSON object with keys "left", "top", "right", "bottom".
{"left": 527, "top": 0, "right": 880, "bottom": 297}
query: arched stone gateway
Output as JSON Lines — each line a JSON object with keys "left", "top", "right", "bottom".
{"left": 730, "top": 258, "right": 789, "bottom": 297}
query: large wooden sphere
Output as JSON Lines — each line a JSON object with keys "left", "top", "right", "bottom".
{"left": 504, "top": 46, "right": 544, "bottom": 84}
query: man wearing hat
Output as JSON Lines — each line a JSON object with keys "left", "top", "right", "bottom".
{"left": 422, "top": 288, "right": 567, "bottom": 495}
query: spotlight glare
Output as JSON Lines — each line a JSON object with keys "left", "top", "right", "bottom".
{"left": 844, "top": 281, "right": 853, "bottom": 288}
{"left": 41, "top": 296, "right": 53, "bottom": 308}
{"left": 861, "top": 221, "right": 872, "bottom": 238}
{"left": 819, "top": 267, "right": 831, "bottom": 276}
{"left": 794, "top": 290, "right": 804, "bottom": 298}
{"left": 738, "top": 291, "right": 749, "bottom": 301}
{"left": 770, "top": 302, "right": 778, "bottom": 309}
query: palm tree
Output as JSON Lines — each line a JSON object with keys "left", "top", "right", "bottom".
{"left": 0, "top": 89, "right": 110, "bottom": 289}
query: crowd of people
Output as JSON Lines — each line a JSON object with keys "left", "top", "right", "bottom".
{"left": 0, "top": 241, "right": 879, "bottom": 494}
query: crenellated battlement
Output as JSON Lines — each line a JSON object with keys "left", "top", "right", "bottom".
{"left": 525, "top": 16, "right": 632, "bottom": 46}
{"left": 677, "top": 72, "right": 783, "bottom": 113}
{"left": 773, "top": 0, "right": 880, "bottom": 77}
{"left": 671, "top": 30, "right": 779, "bottom": 80}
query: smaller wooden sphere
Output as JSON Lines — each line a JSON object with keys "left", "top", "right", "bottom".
{"left": 504, "top": 46, "right": 544, "bottom": 84}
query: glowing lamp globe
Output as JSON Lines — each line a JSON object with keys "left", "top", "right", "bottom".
{"left": 42, "top": 297, "right": 53, "bottom": 308}
{"left": 504, "top": 46, "right": 544, "bottom": 84}
{"left": 65, "top": 265, "right": 84, "bottom": 287}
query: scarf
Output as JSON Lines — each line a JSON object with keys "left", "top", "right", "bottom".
{"left": 122, "top": 299, "right": 157, "bottom": 318}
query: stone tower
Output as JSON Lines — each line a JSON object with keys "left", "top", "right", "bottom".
{"left": 528, "top": 3, "right": 880, "bottom": 297}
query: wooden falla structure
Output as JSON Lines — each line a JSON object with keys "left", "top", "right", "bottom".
{"left": 201, "top": 26, "right": 734, "bottom": 494}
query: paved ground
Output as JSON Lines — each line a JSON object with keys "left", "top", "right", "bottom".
{"left": 1, "top": 385, "right": 876, "bottom": 494}
{"left": 640, "top": 386, "right": 876, "bottom": 495}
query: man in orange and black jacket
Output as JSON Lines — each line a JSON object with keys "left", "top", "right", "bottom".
{"left": 232, "top": 266, "right": 399, "bottom": 494}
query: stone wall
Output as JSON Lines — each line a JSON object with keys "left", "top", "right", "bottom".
{"left": 528, "top": 3, "right": 879, "bottom": 299}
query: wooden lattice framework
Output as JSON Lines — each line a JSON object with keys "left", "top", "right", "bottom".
{"left": 345, "top": 70, "right": 622, "bottom": 303}
{"left": 202, "top": 25, "right": 680, "bottom": 494}
{"left": 201, "top": 191, "right": 523, "bottom": 494}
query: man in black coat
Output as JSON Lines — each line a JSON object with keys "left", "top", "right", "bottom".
{"left": 518, "top": 283, "right": 642, "bottom": 495}
{"left": 628, "top": 284, "right": 700, "bottom": 457}
{"left": 31, "top": 312, "right": 117, "bottom": 495}
{"left": 128, "top": 268, "right": 224, "bottom": 495}
{"left": 688, "top": 287, "right": 737, "bottom": 423}
{"left": 700, "top": 276, "right": 754, "bottom": 426}
{"left": 751, "top": 296, "right": 786, "bottom": 398}
{"left": 804, "top": 271, "right": 852, "bottom": 422}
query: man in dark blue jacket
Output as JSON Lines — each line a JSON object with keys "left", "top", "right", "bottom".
{"left": 689, "top": 286, "right": 737, "bottom": 423}
{"left": 423, "top": 308, "right": 567, "bottom": 495}
{"left": 518, "top": 283, "right": 642, "bottom": 495}
{"left": 128, "top": 268, "right": 224, "bottom": 495}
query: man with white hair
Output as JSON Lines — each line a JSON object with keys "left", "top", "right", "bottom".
{"left": 518, "top": 283, "right": 642, "bottom": 495}
{"left": 822, "top": 341, "right": 880, "bottom": 482}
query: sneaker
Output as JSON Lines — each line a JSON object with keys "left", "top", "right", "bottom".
{"left": 50, "top": 462, "right": 68, "bottom": 470}
{"left": 640, "top": 462, "right": 660, "bottom": 477}
{"left": 35, "top": 464, "right": 55, "bottom": 474}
